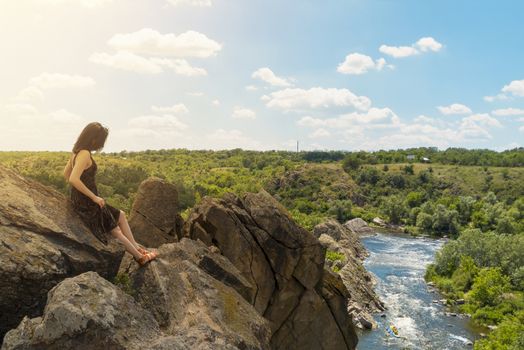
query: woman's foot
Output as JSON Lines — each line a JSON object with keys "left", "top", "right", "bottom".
{"left": 134, "top": 251, "right": 158, "bottom": 266}
{"left": 137, "top": 246, "right": 150, "bottom": 255}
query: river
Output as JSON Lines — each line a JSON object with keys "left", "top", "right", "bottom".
{"left": 357, "top": 232, "right": 481, "bottom": 350}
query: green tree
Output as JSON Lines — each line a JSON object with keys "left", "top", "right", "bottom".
{"left": 468, "top": 268, "right": 511, "bottom": 307}
{"left": 380, "top": 195, "right": 407, "bottom": 224}
{"left": 342, "top": 154, "right": 361, "bottom": 172}
{"left": 452, "top": 256, "right": 479, "bottom": 292}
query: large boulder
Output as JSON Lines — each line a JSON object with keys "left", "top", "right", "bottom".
{"left": 118, "top": 239, "right": 271, "bottom": 349}
{"left": 0, "top": 165, "right": 123, "bottom": 341}
{"left": 128, "top": 177, "right": 184, "bottom": 248}
{"left": 183, "top": 190, "right": 358, "bottom": 349}
{"left": 343, "top": 218, "right": 374, "bottom": 235}
{"left": 2, "top": 271, "right": 163, "bottom": 350}
{"left": 314, "top": 219, "right": 384, "bottom": 330}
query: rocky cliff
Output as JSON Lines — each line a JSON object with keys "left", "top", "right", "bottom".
{"left": 183, "top": 191, "right": 357, "bottom": 349}
{"left": 314, "top": 219, "right": 384, "bottom": 329}
{"left": 0, "top": 165, "right": 123, "bottom": 341}
{"left": 1, "top": 166, "right": 360, "bottom": 349}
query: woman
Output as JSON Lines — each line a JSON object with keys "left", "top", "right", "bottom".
{"left": 63, "top": 122, "right": 158, "bottom": 265}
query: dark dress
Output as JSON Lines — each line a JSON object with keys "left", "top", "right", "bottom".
{"left": 70, "top": 151, "right": 121, "bottom": 245}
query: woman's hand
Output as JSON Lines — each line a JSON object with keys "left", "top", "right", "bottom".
{"left": 92, "top": 196, "right": 105, "bottom": 208}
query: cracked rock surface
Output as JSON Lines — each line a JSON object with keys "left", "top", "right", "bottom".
{"left": 0, "top": 165, "right": 123, "bottom": 341}
{"left": 183, "top": 189, "right": 358, "bottom": 349}
{"left": 118, "top": 238, "right": 271, "bottom": 349}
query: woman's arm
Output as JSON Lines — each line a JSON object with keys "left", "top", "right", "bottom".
{"left": 63, "top": 157, "right": 72, "bottom": 181}
{"left": 68, "top": 150, "right": 97, "bottom": 201}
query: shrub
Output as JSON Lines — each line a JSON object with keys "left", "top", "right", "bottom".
{"left": 468, "top": 268, "right": 511, "bottom": 307}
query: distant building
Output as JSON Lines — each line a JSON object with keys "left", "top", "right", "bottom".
{"left": 422, "top": 157, "right": 431, "bottom": 163}
{"left": 407, "top": 154, "right": 416, "bottom": 161}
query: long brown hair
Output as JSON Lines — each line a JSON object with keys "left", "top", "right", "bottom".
{"left": 72, "top": 122, "right": 109, "bottom": 153}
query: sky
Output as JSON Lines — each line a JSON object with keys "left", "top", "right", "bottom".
{"left": 0, "top": 0, "right": 523, "bottom": 152}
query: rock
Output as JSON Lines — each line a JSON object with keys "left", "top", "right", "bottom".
{"left": 2, "top": 271, "right": 163, "bottom": 350}
{"left": 315, "top": 219, "right": 368, "bottom": 260}
{"left": 380, "top": 313, "right": 386, "bottom": 318}
{"left": 372, "top": 217, "right": 386, "bottom": 227}
{"left": 128, "top": 177, "right": 184, "bottom": 248}
{"left": 313, "top": 219, "right": 384, "bottom": 329}
{"left": 343, "top": 218, "right": 374, "bottom": 235}
{"left": 487, "top": 325, "right": 498, "bottom": 331}
{"left": 0, "top": 165, "right": 123, "bottom": 341}
{"left": 427, "top": 281, "right": 436, "bottom": 287}
{"left": 183, "top": 190, "right": 358, "bottom": 349}
{"left": 118, "top": 239, "right": 271, "bottom": 349}
{"left": 456, "top": 299, "right": 465, "bottom": 305}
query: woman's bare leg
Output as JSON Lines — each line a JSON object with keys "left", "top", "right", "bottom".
{"left": 111, "top": 226, "right": 142, "bottom": 259}
{"left": 117, "top": 210, "right": 141, "bottom": 250}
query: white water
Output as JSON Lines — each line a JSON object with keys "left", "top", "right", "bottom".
{"left": 357, "top": 232, "right": 479, "bottom": 350}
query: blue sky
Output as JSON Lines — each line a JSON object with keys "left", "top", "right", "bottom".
{"left": 0, "top": 0, "right": 523, "bottom": 152}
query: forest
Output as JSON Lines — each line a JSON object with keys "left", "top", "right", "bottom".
{"left": 0, "top": 146, "right": 522, "bottom": 349}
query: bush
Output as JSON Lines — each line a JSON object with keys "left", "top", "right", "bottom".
{"left": 342, "top": 154, "right": 361, "bottom": 172}
{"left": 468, "top": 268, "right": 511, "bottom": 307}
{"left": 474, "top": 310, "right": 524, "bottom": 350}
{"left": 452, "top": 256, "right": 479, "bottom": 292}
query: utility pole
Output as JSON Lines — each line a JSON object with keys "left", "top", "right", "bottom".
{"left": 296, "top": 140, "right": 299, "bottom": 153}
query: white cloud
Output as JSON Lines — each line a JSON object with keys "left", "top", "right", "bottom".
{"left": 90, "top": 51, "right": 163, "bottom": 74}
{"left": 128, "top": 114, "right": 188, "bottom": 131}
{"left": 245, "top": 85, "right": 258, "bottom": 91}
{"left": 379, "top": 36, "right": 442, "bottom": 58}
{"left": 520, "top": 125, "right": 524, "bottom": 133}
{"left": 491, "top": 108, "right": 524, "bottom": 117}
{"left": 151, "top": 104, "right": 189, "bottom": 114}
{"left": 379, "top": 45, "right": 419, "bottom": 58}
{"left": 437, "top": 103, "right": 472, "bottom": 115}
{"left": 337, "top": 53, "right": 388, "bottom": 75}
{"left": 166, "top": 0, "right": 212, "bottom": 6}
{"left": 308, "top": 128, "right": 330, "bottom": 138}
{"left": 252, "top": 67, "right": 292, "bottom": 87}
{"left": 502, "top": 79, "right": 524, "bottom": 97}
{"left": 414, "top": 115, "right": 436, "bottom": 124}
{"left": 484, "top": 94, "right": 508, "bottom": 102}
{"left": 297, "top": 107, "right": 399, "bottom": 128}
{"left": 263, "top": 87, "right": 371, "bottom": 112}
{"left": 15, "top": 86, "right": 45, "bottom": 102}
{"left": 90, "top": 51, "right": 207, "bottom": 76}
{"left": 107, "top": 28, "right": 221, "bottom": 58}
{"left": 232, "top": 106, "right": 256, "bottom": 120}
{"left": 156, "top": 58, "right": 207, "bottom": 76}
{"left": 415, "top": 37, "right": 443, "bottom": 52}
{"left": 187, "top": 92, "right": 204, "bottom": 97}
{"left": 457, "top": 114, "right": 502, "bottom": 140}
{"left": 354, "top": 113, "right": 496, "bottom": 150}
{"left": 29, "top": 73, "right": 95, "bottom": 89}
{"left": 212, "top": 99, "right": 220, "bottom": 106}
